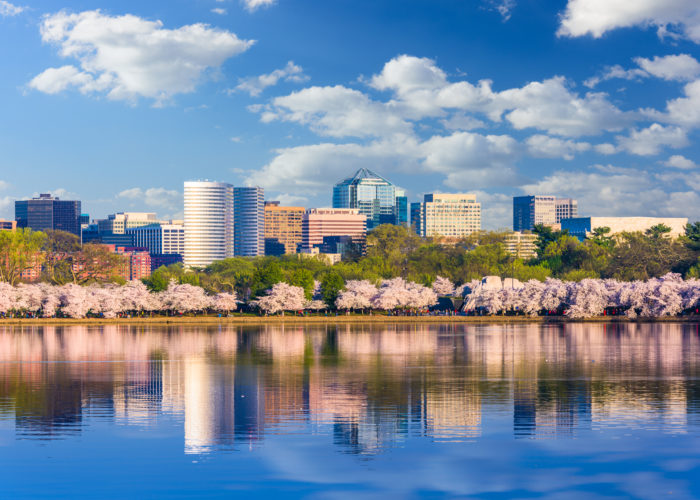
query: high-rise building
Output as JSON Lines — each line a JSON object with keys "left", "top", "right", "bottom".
{"left": 234, "top": 187, "right": 265, "bottom": 257}
{"left": 555, "top": 198, "right": 578, "bottom": 223}
{"left": 184, "top": 181, "right": 234, "bottom": 268}
{"left": 96, "top": 212, "right": 159, "bottom": 234}
{"left": 332, "top": 168, "right": 404, "bottom": 229}
{"left": 410, "top": 202, "right": 423, "bottom": 235}
{"left": 264, "top": 201, "right": 304, "bottom": 255}
{"left": 513, "top": 196, "right": 579, "bottom": 231}
{"left": 395, "top": 188, "right": 409, "bottom": 227}
{"left": 15, "top": 194, "right": 82, "bottom": 236}
{"left": 127, "top": 222, "right": 185, "bottom": 255}
{"left": 414, "top": 193, "right": 481, "bottom": 238}
{"left": 301, "top": 208, "right": 366, "bottom": 252}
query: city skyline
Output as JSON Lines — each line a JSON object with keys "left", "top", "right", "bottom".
{"left": 1, "top": 1, "right": 700, "bottom": 229}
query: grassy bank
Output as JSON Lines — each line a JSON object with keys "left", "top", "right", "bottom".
{"left": 1, "top": 315, "right": 699, "bottom": 326}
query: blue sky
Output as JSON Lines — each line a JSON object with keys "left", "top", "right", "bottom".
{"left": 1, "top": 0, "right": 700, "bottom": 228}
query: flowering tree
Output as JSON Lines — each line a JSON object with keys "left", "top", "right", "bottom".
{"left": 160, "top": 282, "right": 213, "bottom": 313}
{"left": 213, "top": 292, "right": 238, "bottom": 314}
{"left": 305, "top": 299, "right": 327, "bottom": 311}
{"left": 256, "top": 283, "right": 306, "bottom": 314}
{"left": 335, "top": 280, "right": 378, "bottom": 310}
{"left": 432, "top": 276, "right": 455, "bottom": 296}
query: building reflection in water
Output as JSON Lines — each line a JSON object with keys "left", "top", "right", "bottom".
{"left": 0, "top": 322, "right": 698, "bottom": 453}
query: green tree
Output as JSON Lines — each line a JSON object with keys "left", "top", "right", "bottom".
{"left": 41, "top": 230, "right": 81, "bottom": 284}
{"left": 320, "top": 271, "right": 345, "bottom": 307}
{"left": 0, "top": 228, "right": 47, "bottom": 285}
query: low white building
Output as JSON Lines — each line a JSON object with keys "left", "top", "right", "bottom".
{"left": 561, "top": 217, "right": 688, "bottom": 239}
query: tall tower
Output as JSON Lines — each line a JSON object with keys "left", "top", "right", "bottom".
{"left": 332, "top": 168, "right": 400, "bottom": 230}
{"left": 234, "top": 186, "right": 265, "bottom": 257}
{"left": 184, "top": 181, "right": 234, "bottom": 268}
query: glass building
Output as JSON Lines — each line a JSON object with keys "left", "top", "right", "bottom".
{"left": 234, "top": 186, "right": 265, "bottom": 257}
{"left": 15, "top": 194, "right": 81, "bottom": 236}
{"left": 332, "top": 168, "right": 405, "bottom": 230}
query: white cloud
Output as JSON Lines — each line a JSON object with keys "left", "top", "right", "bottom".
{"left": 525, "top": 135, "right": 591, "bottom": 160}
{"left": 656, "top": 79, "right": 700, "bottom": 128}
{"left": 0, "top": 1, "right": 23, "bottom": 17}
{"left": 369, "top": 56, "right": 629, "bottom": 136}
{"left": 522, "top": 165, "right": 700, "bottom": 219}
{"left": 211, "top": 8, "right": 227, "bottom": 15}
{"left": 28, "top": 10, "right": 253, "bottom": 104}
{"left": 557, "top": 0, "right": 700, "bottom": 43}
{"left": 487, "top": 0, "right": 516, "bottom": 21}
{"left": 232, "top": 61, "right": 308, "bottom": 97}
{"left": 440, "top": 113, "right": 487, "bottom": 131}
{"left": 616, "top": 123, "right": 688, "bottom": 156}
{"left": 243, "top": 0, "right": 276, "bottom": 12}
{"left": 261, "top": 85, "right": 412, "bottom": 138}
{"left": 664, "top": 155, "right": 698, "bottom": 169}
{"left": 586, "top": 54, "right": 700, "bottom": 88}
{"left": 0, "top": 180, "right": 10, "bottom": 191}
{"left": 118, "top": 187, "right": 182, "bottom": 210}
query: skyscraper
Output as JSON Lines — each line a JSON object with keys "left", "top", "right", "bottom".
{"left": 513, "top": 196, "right": 579, "bottom": 231}
{"left": 15, "top": 193, "right": 81, "bottom": 236}
{"left": 413, "top": 193, "right": 481, "bottom": 238}
{"left": 332, "top": 168, "right": 404, "bottom": 229}
{"left": 301, "top": 208, "right": 367, "bottom": 251}
{"left": 234, "top": 186, "right": 265, "bottom": 257}
{"left": 264, "top": 201, "right": 304, "bottom": 255}
{"left": 184, "top": 181, "right": 234, "bottom": 268}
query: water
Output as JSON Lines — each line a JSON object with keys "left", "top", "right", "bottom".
{"left": 0, "top": 322, "right": 699, "bottom": 499}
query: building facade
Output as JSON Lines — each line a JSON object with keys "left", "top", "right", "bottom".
{"left": 504, "top": 232, "right": 539, "bottom": 259}
{"left": 115, "top": 246, "right": 152, "bottom": 280}
{"left": 414, "top": 193, "right": 481, "bottom": 238}
{"left": 332, "top": 168, "right": 405, "bottom": 229}
{"left": 264, "top": 202, "right": 304, "bottom": 255}
{"left": 15, "top": 194, "right": 81, "bottom": 236}
{"left": 234, "top": 187, "right": 265, "bottom": 257}
{"left": 561, "top": 217, "right": 689, "bottom": 240}
{"left": 127, "top": 223, "right": 185, "bottom": 256}
{"left": 301, "top": 208, "right": 367, "bottom": 251}
{"left": 0, "top": 219, "right": 17, "bottom": 231}
{"left": 184, "top": 181, "right": 234, "bottom": 268}
{"left": 96, "top": 212, "right": 159, "bottom": 234}
{"left": 513, "top": 195, "right": 579, "bottom": 231}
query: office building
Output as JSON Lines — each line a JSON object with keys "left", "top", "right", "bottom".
{"left": 395, "top": 188, "right": 409, "bottom": 227}
{"left": 555, "top": 198, "right": 578, "bottom": 223}
{"left": 264, "top": 201, "right": 303, "bottom": 255}
{"left": 413, "top": 193, "right": 481, "bottom": 238}
{"left": 332, "top": 168, "right": 405, "bottom": 229}
{"left": 513, "top": 195, "right": 579, "bottom": 231}
{"left": 301, "top": 208, "right": 366, "bottom": 252}
{"left": 504, "top": 232, "right": 539, "bottom": 259}
{"left": 150, "top": 253, "right": 183, "bottom": 271}
{"left": 184, "top": 181, "right": 234, "bottom": 268}
{"left": 15, "top": 193, "right": 81, "bottom": 236}
{"left": 561, "top": 217, "right": 689, "bottom": 240}
{"left": 0, "top": 219, "right": 17, "bottom": 231}
{"left": 96, "top": 212, "right": 159, "bottom": 234}
{"left": 234, "top": 186, "right": 265, "bottom": 257}
{"left": 410, "top": 202, "right": 423, "bottom": 234}
{"left": 127, "top": 223, "right": 185, "bottom": 256}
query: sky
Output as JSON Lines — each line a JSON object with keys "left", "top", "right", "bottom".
{"left": 1, "top": 0, "right": 700, "bottom": 229}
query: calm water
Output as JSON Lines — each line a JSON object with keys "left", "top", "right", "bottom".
{"left": 1, "top": 323, "right": 699, "bottom": 499}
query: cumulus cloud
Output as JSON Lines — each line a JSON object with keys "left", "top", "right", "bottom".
{"left": 663, "top": 155, "right": 698, "bottom": 169}
{"left": 368, "top": 55, "right": 630, "bottom": 136}
{"left": 118, "top": 187, "right": 182, "bottom": 210}
{"left": 585, "top": 54, "right": 700, "bottom": 88}
{"left": 616, "top": 123, "right": 688, "bottom": 155}
{"left": 0, "top": 1, "right": 23, "bottom": 16}
{"left": 522, "top": 165, "right": 700, "bottom": 219}
{"left": 28, "top": 10, "right": 253, "bottom": 104}
{"left": 243, "top": 0, "right": 276, "bottom": 12}
{"left": 654, "top": 79, "right": 700, "bottom": 128}
{"left": 557, "top": 0, "right": 700, "bottom": 43}
{"left": 525, "top": 135, "right": 591, "bottom": 160}
{"left": 260, "top": 85, "right": 412, "bottom": 138}
{"left": 232, "top": 61, "right": 308, "bottom": 97}
{"left": 211, "top": 8, "right": 227, "bottom": 15}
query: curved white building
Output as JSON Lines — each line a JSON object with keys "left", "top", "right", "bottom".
{"left": 184, "top": 181, "right": 234, "bottom": 268}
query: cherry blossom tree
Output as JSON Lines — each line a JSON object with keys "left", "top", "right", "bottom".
{"left": 335, "top": 280, "right": 378, "bottom": 310}
{"left": 160, "top": 282, "right": 213, "bottom": 313}
{"left": 432, "top": 276, "right": 455, "bottom": 296}
{"left": 213, "top": 292, "right": 238, "bottom": 314}
{"left": 255, "top": 283, "right": 306, "bottom": 315}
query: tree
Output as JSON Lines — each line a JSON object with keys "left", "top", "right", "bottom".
{"left": 255, "top": 282, "right": 306, "bottom": 314}
{"left": 42, "top": 230, "right": 81, "bottom": 285}
{"left": 70, "top": 244, "right": 127, "bottom": 284}
{"left": 0, "top": 229, "right": 46, "bottom": 285}
{"left": 320, "top": 271, "right": 345, "bottom": 307}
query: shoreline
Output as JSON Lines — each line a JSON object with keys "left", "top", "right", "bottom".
{"left": 0, "top": 315, "right": 699, "bottom": 326}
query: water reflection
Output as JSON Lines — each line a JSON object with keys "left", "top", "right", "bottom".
{"left": 0, "top": 323, "right": 698, "bottom": 455}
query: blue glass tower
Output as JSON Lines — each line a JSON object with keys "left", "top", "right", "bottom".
{"left": 332, "top": 168, "right": 404, "bottom": 230}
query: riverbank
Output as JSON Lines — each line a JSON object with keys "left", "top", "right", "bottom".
{"left": 1, "top": 314, "right": 699, "bottom": 326}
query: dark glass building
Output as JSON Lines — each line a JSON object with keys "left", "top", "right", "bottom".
{"left": 15, "top": 194, "right": 81, "bottom": 236}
